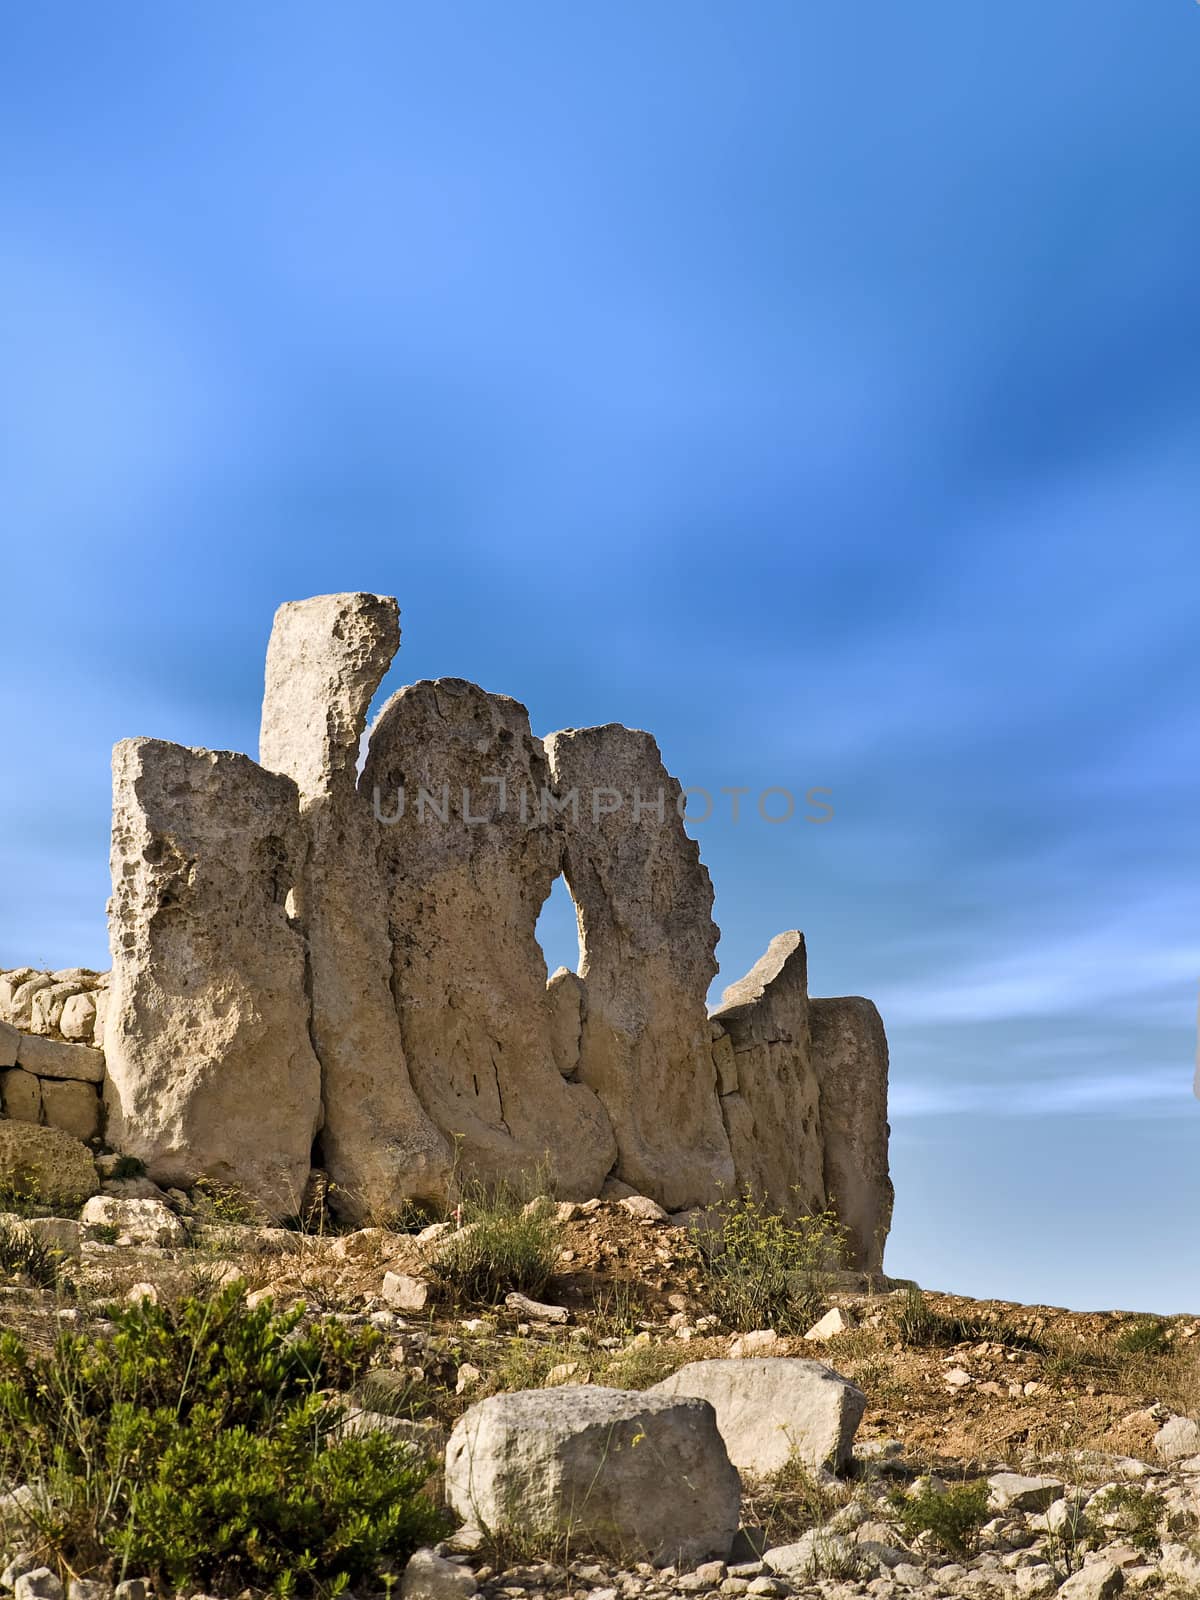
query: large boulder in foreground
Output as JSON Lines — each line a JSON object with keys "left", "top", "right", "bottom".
{"left": 650, "top": 1358, "right": 866, "bottom": 1475}
{"left": 444, "top": 1386, "right": 740, "bottom": 1564}
{"left": 103, "top": 739, "right": 321, "bottom": 1217}
{"left": 0, "top": 1122, "right": 98, "bottom": 1208}
{"left": 259, "top": 593, "right": 453, "bottom": 1221}
{"left": 808, "top": 997, "right": 893, "bottom": 1273}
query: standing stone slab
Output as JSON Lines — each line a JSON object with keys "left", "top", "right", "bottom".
{"left": 259, "top": 593, "right": 452, "bottom": 1221}
{"left": 545, "top": 725, "right": 733, "bottom": 1211}
{"left": 710, "top": 931, "right": 826, "bottom": 1218}
{"left": 808, "top": 997, "right": 893, "bottom": 1273}
{"left": 103, "top": 738, "right": 321, "bottom": 1217}
{"left": 362, "top": 680, "right": 616, "bottom": 1197}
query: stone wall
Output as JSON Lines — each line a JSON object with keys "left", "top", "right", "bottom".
{"left": 0, "top": 969, "right": 106, "bottom": 1142}
{"left": 3, "top": 594, "right": 893, "bottom": 1268}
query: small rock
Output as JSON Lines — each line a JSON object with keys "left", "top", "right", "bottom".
{"left": 456, "top": 1362, "right": 483, "bottom": 1394}
{"left": 402, "top": 1547, "right": 479, "bottom": 1600}
{"left": 113, "top": 1580, "right": 149, "bottom": 1600}
{"left": 125, "top": 1282, "right": 160, "bottom": 1305}
{"left": 728, "top": 1330, "right": 779, "bottom": 1358}
{"left": 1154, "top": 1415, "right": 1200, "bottom": 1462}
{"left": 805, "top": 1307, "right": 854, "bottom": 1341}
{"left": 943, "top": 1367, "right": 973, "bottom": 1390}
{"left": 1, "top": 1557, "right": 42, "bottom": 1591}
{"left": 80, "top": 1195, "right": 187, "bottom": 1248}
{"left": 745, "top": 1581, "right": 785, "bottom": 1598}
{"left": 14, "top": 1574, "right": 64, "bottom": 1600}
{"left": 383, "top": 1271, "right": 432, "bottom": 1313}
{"left": 619, "top": 1195, "right": 670, "bottom": 1224}
{"left": 67, "top": 1581, "right": 113, "bottom": 1600}
{"left": 988, "top": 1474, "right": 1065, "bottom": 1512}
{"left": 505, "top": 1291, "right": 569, "bottom": 1323}
{"left": 1055, "top": 1561, "right": 1123, "bottom": 1600}
{"left": 544, "top": 1361, "right": 582, "bottom": 1386}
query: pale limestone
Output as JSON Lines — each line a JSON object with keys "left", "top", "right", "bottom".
{"left": 652, "top": 1357, "right": 866, "bottom": 1474}
{"left": 809, "top": 996, "right": 893, "bottom": 1273}
{"left": 545, "top": 724, "right": 733, "bottom": 1211}
{"left": 0, "top": 1067, "right": 42, "bottom": 1123}
{"left": 0, "top": 1019, "right": 18, "bottom": 1070}
{"left": 103, "top": 738, "right": 321, "bottom": 1216}
{"left": 363, "top": 680, "right": 616, "bottom": 1197}
{"left": 15, "top": 1033, "right": 105, "bottom": 1083}
{"left": 259, "top": 593, "right": 452, "bottom": 1221}
{"left": 40, "top": 1078, "right": 100, "bottom": 1141}
{"left": 444, "top": 1386, "right": 740, "bottom": 1564}
{"left": 711, "top": 931, "right": 826, "bottom": 1218}
{"left": 546, "top": 967, "right": 586, "bottom": 1077}
{"left": 0, "top": 1122, "right": 98, "bottom": 1207}
{"left": 58, "top": 992, "right": 97, "bottom": 1042}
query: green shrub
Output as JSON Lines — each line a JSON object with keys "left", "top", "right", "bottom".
{"left": 0, "top": 1217, "right": 64, "bottom": 1289}
{"left": 0, "top": 1282, "right": 443, "bottom": 1594}
{"left": 431, "top": 1177, "right": 560, "bottom": 1305}
{"left": 1114, "top": 1319, "right": 1173, "bottom": 1356}
{"left": 894, "top": 1287, "right": 1047, "bottom": 1354}
{"left": 887, "top": 1479, "right": 991, "bottom": 1556}
{"left": 693, "top": 1194, "right": 845, "bottom": 1333}
{"left": 1088, "top": 1484, "right": 1164, "bottom": 1554}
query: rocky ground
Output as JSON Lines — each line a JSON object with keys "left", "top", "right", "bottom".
{"left": 0, "top": 1186, "right": 1198, "bottom": 1600}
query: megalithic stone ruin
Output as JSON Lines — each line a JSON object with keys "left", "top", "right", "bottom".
{"left": 3, "top": 593, "right": 894, "bottom": 1268}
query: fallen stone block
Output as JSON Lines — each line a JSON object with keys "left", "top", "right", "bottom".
{"left": 80, "top": 1196, "right": 188, "bottom": 1248}
{"left": 1154, "top": 1416, "right": 1200, "bottom": 1463}
{"left": 444, "top": 1386, "right": 740, "bottom": 1564}
{"left": 986, "top": 1474, "right": 1065, "bottom": 1512}
{"left": 381, "top": 1271, "right": 432, "bottom": 1312}
{"left": 650, "top": 1357, "right": 866, "bottom": 1475}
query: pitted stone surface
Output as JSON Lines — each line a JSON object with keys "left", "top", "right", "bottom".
{"left": 445, "top": 1385, "right": 740, "bottom": 1565}
{"left": 259, "top": 593, "right": 452, "bottom": 1221}
{"left": 809, "top": 996, "right": 893, "bottom": 1273}
{"left": 103, "top": 738, "right": 321, "bottom": 1216}
{"left": 711, "top": 931, "right": 826, "bottom": 1217}
{"left": 545, "top": 725, "right": 733, "bottom": 1211}
{"left": 363, "top": 680, "right": 616, "bottom": 1196}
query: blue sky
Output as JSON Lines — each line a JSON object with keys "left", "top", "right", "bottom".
{"left": 3, "top": 1, "right": 1198, "bottom": 1311}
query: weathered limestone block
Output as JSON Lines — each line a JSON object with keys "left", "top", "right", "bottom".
{"left": 363, "top": 681, "right": 616, "bottom": 1196}
{"left": 259, "top": 593, "right": 452, "bottom": 1221}
{"left": 0, "top": 1067, "right": 42, "bottom": 1124}
{"left": 2, "top": 973, "right": 53, "bottom": 1029}
{"left": 0, "top": 1122, "right": 98, "bottom": 1207}
{"left": 445, "top": 1387, "right": 740, "bottom": 1564}
{"left": 15, "top": 1034, "right": 105, "bottom": 1083}
{"left": 710, "top": 931, "right": 826, "bottom": 1218}
{"left": 0, "top": 1020, "right": 18, "bottom": 1071}
{"left": 103, "top": 738, "right": 321, "bottom": 1217}
{"left": 808, "top": 996, "right": 893, "bottom": 1273}
{"left": 40, "top": 1078, "right": 101, "bottom": 1142}
{"left": 59, "top": 992, "right": 97, "bottom": 1042}
{"left": 544, "top": 725, "right": 733, "bottom": 1211}
{"left": 546, "top": 967, "right": 585, "bottom": 1077}
{"left": 652, "top": 1357, "right": 866, "bottom": 1474}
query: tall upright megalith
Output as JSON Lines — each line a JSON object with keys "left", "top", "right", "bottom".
{"left": 711, "top": 931, "right": 826, "bottom": 1217}
{"left": 259, "top": 593, "right": 452, "bottom": 1220}
{"left": 808, "top": 997, "right": 893, "bottom": 1273}
{"left": 104, "top": 739, "right": 321, "bottom": 1214}
{"left": 545, "top": 726, "right": 734, "bottom": 1211}
{"left": 362, "top": 680, "right": 616, "bottom": 1196}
